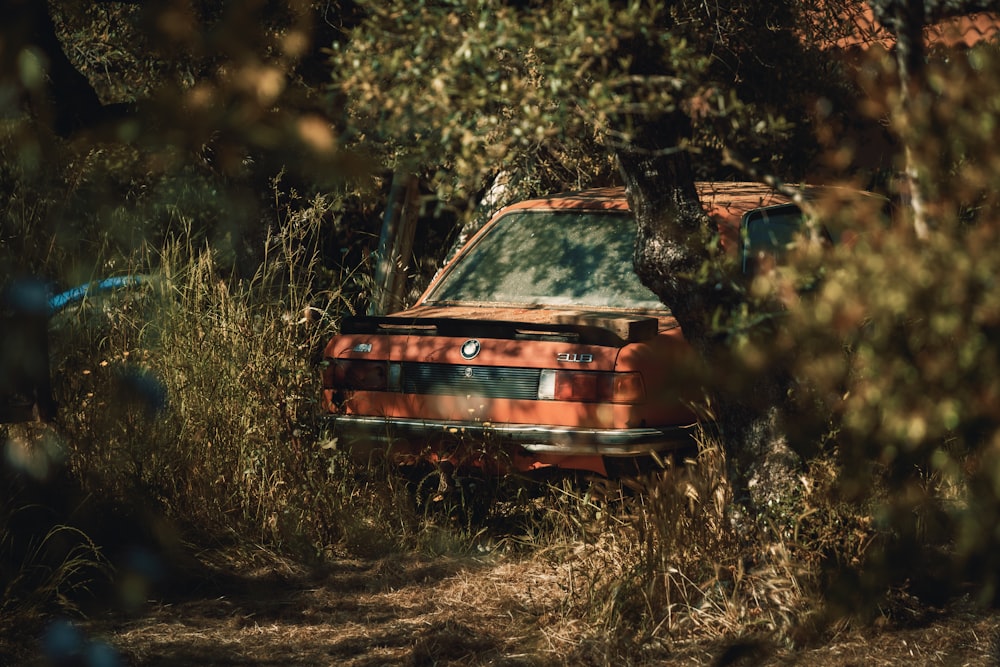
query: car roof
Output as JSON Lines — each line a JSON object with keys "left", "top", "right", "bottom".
{"left": 499, "top": 182, "right": 794, "bottom": 225}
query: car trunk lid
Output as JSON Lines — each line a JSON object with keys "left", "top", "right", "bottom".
{"left": 339, "top": 305, "right": 675, "bottom": 346}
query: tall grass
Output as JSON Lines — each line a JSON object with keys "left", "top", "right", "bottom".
{"left": 621, "top": 446, "right": 811, "bottom": 645}
{"left": 0, "top": 519, "right": 111, "bottom": 619}
{"left": 45, "top": 231, "right": 884, "bottom": 646}
{"left": 499, "top": 438, "right": 886, "bottom": 661}
{"left": 50, "top": 189, "right": 416, "bottom": 560}
{"left": 0, "top": 424, "right": 112, "bottom": 620}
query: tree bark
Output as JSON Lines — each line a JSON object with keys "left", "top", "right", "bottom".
{"left": 616, "top": 122, "right": 714, "bottom": 345}
{"left": 616, "top": 118, "right": 802, "bottom": 522}
{"left": 866, "top": 0, "right": 998, "bottom": 239}
{"left": 3, "top": 0, "right": 106, "bottom": 137}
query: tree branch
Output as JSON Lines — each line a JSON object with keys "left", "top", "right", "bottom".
{"left": 3, "top": 0, "right": 106, "bottom": 136}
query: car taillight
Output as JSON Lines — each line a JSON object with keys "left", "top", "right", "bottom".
{"left": 537, "top": 370, "right": 644, "bottom": 404}
{"left": 324, "top": 359, "right": 401, "bottom": 391}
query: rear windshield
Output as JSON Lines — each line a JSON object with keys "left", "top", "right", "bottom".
{"left": 425, "top": 210, "right": 666, "bottom": 310}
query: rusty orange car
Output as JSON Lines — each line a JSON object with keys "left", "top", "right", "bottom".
{"left": 319, "top": 182, "right": 803, "bottom": 477}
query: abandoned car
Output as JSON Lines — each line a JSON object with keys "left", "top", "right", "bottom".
{"left": 319, "top": 182, "right": 809, "bottom": 476}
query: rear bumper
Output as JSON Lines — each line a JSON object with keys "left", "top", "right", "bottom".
{"left": 321, "top": 414, "right": 702, "bottom": 457}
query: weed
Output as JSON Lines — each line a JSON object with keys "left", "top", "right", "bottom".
{"left": 1, "top": 426, "right": 113, "bottom": 620}
{"left": 46, "top": 182, "right": 415, "bottom": 566}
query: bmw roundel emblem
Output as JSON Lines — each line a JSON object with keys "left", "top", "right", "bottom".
{"left": 460, "top": 339, "right": 481, "bottom": 360}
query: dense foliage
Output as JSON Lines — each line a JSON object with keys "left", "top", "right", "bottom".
{"left": 783, "top": 42, "right": 1000, "bottom": 604}
{"left": 331, "top": 0, "right": 850, "bottom": 195}
{"left": 3, "top": 0, "right": 1000, "bottom": 660}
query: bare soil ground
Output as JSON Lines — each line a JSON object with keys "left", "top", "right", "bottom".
{"left": 9, "top": 547, "right": 998, "bottom": 667}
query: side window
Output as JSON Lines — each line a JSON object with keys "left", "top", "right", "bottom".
{"left": 740, "top": 204, "right": 808, "bottom": 275}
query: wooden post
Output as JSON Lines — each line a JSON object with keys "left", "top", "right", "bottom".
{"left": 369, "top": 173, "right": 419, "bottom": 315}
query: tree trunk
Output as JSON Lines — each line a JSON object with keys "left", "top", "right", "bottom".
{"left": 866, "top": 0, "right": 998, "bottom": 239}
{"left": 5, "top": 0, "right": 106, "bottom": 137}
{"left": 616, "top": 119, "right": 802, "bottom": 522}
{"left": 6, "top": 0, "right": 149, "bottom": 143}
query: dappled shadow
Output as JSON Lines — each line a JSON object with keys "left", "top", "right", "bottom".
{"left": 428, "top": 209, "right": 663, "bottom": 310}
{"left": 14, "top": 509, "right": 1000, "bottom": 667}
{"left": 74, "top": 549, "right": 526, "bottom": 667}
{"left": 1, "top": 441, "right": 520, "bottom": 666}
{"left": 107, "top": 617, "right": 512, "bottom": 667}
{"left": 145, "top": 547, "right": 472, "bottom": 622}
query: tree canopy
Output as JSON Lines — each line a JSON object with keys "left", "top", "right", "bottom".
{"left": 331, "top": 0, "right": 854, "bottom": 194}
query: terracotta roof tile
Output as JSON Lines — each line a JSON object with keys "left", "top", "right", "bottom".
{"left": 925, "top": 12, "right": 1000, "bottom": 48}
{"left": 825, "top": 6, "right": 1000, "bottom": 50}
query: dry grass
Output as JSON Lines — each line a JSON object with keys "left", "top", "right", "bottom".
{"left": 28, "top": 542, "right": 988, "bottom": 667}
{"left": 4, "top": 410, "right": 998, "bottom": 665}
{"left": 44, "top": 191, "right": 419, "bottom": 561}
{"left": 3, "top": 183, "right": 998, "bottom": 665}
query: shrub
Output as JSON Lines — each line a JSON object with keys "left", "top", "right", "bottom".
{"left": 744, "top": 42, "right": 1000, "bottom": 607}
{"left": 49, "top": 187, "right": 416, "bottom": 560}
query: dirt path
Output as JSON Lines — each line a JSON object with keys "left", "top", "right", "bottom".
{"left": 78, "top": 551, "right": 578, "bottom": 667}
{"left": 53, "top": 549, "right": 1000, "bottom": 667}
{"left": 7, "top": 552, "right": 1000, "bottom": 667}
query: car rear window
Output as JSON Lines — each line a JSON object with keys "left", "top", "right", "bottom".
{"left": 425, "top": 210, "right": 666, "bottom": 310}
